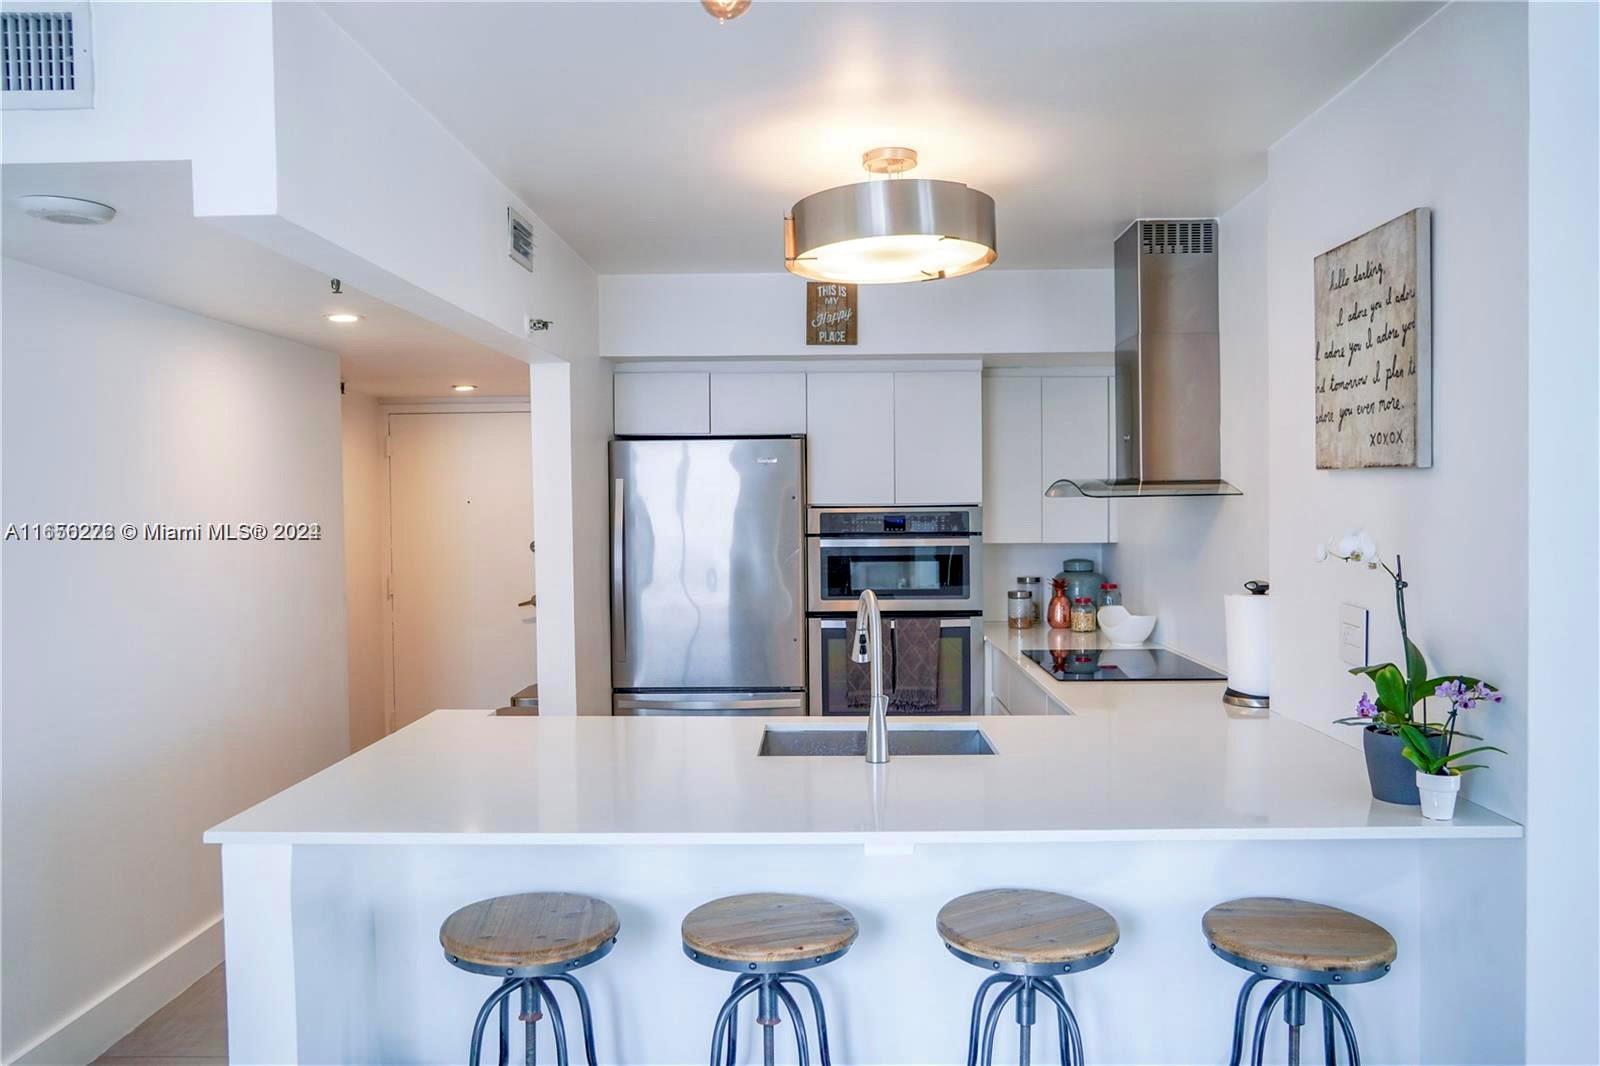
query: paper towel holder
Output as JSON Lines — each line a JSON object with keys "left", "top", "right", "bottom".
{"left": 1223, "top": 581, "right": 1272, "bottom": 711}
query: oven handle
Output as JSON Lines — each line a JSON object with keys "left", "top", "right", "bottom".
{"left": 815, "top": 537, "right": 975, "bottom": 549}
{"left": 814, "top": 618, "right": 973, "bottom": 630}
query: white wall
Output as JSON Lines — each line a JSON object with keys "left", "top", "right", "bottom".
{"left": 600, "top": 269, "right": 1112, "bottom": 358}
{"left": 1103, "top": 185, "right": 1271, "bottom": 668}
{"left": 1524, "top": 3, "right": 1600, "bottom": 1061}
{"left": 0, "top": 2, "right": 278, "bottom": 217}
{"left": 341, "top": 391, "right": 387, "bottom": 752}
{"left": 1263, "top": 2, "right": 1529, "bottom": 822}
{"left": 0, "top": 260, "right": 351, "bottom": 1064}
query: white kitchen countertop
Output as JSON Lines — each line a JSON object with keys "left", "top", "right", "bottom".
{"left": 206, "top": 690, "right": 1521, "bottom": 847}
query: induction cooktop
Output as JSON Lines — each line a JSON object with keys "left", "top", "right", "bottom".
{"left": 1022, "top": 648, "right": 1225, "bottom": 682}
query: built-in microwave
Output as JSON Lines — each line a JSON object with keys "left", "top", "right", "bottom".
{"left": 805, "top": 506, "right": 982, "bottom": 615}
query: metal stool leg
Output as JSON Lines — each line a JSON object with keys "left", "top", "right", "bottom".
{"left": 978, "top": 980, "right": 1023, "bottom": 1066}
{"left": 774, "top": 982, "right": 811, "bottom": 1066}
{"left": 469, "top": 980, "right": 522, "bottom": 1066}
{"left": 1037, "top": 976, "right": 1083, "bottom": 1066}
{"left": 723, "top": 976, "right": 756, "bottom": 1066}
{"left": 778, "top": 974, "right": 834, "bottom": 1066}
{"left": 1304, "top": 987, "right": 1361, "bottom": 1066}
{"left": 499, "top": 984, "right": 511, "bottom": 1066}
{"left": 1248, "top": 982, "right": 1291, "bottom": 1066}
{"left": 533, "top": 981, "right": 569, "bottom": 1066}
{"left": 1228, "top": 975, "right": 1267, "bottom": 1066}
{"left": 544, "top": 974, "right": 598, "bottom": 1066}
{"left": 1322, "top": 1000, "right": 1336, "bottom": 1066}
{"left": 1015, "top": 979, "right": 1038, "bottom": 1066}
{"left": 708, "top": 978, "right": 763, "bottom": 1066}
{"left": 966, "top": 975, "right": 1010, "bottom": 1066}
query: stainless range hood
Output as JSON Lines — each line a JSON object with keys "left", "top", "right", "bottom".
{"left": 1047, "top": 219, "right": 1241, "bottom": 499}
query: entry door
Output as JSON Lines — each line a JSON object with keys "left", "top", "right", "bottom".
{"left": 388, "top": 412, "right": 535, "bottom": 730}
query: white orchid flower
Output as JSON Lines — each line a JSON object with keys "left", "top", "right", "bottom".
{"left": 1354, "top": 530, "right": 1378, "bottom": 561}
{"left": 1335, "top": 531, "right": 1360, "bottom": 558}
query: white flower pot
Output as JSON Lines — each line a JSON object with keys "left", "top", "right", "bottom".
{"left": 1416, "top": 770, "right": 1461, "bottom": 821}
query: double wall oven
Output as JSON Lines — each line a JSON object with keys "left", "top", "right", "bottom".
{"left": 806, "top": 506, "right": 983, "bottom": 716}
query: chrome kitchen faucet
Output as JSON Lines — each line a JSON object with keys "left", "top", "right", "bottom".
{"left": 851, "top": 589, "right": 890, "bottom": 763}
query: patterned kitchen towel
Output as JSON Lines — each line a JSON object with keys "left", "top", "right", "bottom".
{"left": 888, "top": 617, "right": 941, "bottom": 710}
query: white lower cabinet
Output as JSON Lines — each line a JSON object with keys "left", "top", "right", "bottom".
{"left": 989, "top": 650, "right": 1049, "bottom": 716}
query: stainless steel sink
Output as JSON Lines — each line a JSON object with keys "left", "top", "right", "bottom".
{"left": 758, "top": 727, "right": 996, "bottom": 757}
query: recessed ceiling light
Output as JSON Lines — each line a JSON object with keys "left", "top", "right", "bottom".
{"left": 325, "top": 313, "right": 363, "bottom": 324}
{"left": 452, "top": 384, "right": 478, "bottom": 392}
{"left": 14, "top": 194, "right": 117, "bottom": 225}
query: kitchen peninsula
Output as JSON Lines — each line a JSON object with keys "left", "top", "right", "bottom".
{"left": 207, "top": 698, "right": 1521, "bottom": 1065}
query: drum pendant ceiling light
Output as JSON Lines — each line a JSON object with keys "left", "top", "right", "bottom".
{"left": 784, "top": 147, "right": 997, "bottom": 284}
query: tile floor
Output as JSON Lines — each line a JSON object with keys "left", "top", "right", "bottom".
{"left": 92, "top": 965, "right": 226, "bottom": 1066}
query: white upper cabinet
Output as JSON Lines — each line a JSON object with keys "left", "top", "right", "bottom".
{"left": 710, "top": 372, "right": 807, "bottom": 435}
{"left": 806, "top": 372, "right": 896, "bottom": 505}
{"left": 982, "top": 376, "right": 1044, "bottom": 543}
{"left": 892, "top": 371, "right": 982, "bottom": 505}
{"left": 614, "top": 372, "right": 710, "bottom": 436}
{"left": 1041, "top": 376, "right": 1112, "bottom": 543}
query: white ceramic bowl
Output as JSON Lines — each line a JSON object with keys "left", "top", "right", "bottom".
{"left": 1097, "top": 605, "right": 1156, "bottom": 646}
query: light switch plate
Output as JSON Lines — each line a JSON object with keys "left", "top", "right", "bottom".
{"left": 1339, "top": 603, "right": 1370, "bottom": 667}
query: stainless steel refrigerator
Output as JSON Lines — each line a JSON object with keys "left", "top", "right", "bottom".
{"left": 610, "top": 437, "right": 806, "bottom": 715}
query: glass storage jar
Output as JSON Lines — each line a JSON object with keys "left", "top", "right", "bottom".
{"left": 1007, "top": 590, "right": 1036, "bottom": 630}
{"left": 1015, "top": 576, "right": 1043, "bottom": 624}
{"left": 1099, "top": 583, "right": 1122, "bottom": 608}
{"left": 1070, "top": 597, "right": 1098, "bottom": 632}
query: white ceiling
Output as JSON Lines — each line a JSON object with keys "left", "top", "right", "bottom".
{"left": 1, "top": 161, "right": 531, "bottom": 399}
{"left": 324, "top": 0, "right": 1439, "bottom": 274}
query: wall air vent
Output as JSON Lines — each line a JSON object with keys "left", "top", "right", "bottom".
{"left": 2, "top": 2, "right": 92, "bottom": 109}
{"left": 1140, "top": 219, "right": 1215, "bottom": 255}
{"left": 507, "top": 207, "right": 536, "bottom": 273}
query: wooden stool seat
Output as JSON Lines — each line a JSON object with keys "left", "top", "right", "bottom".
{"left": 682, "top": 892, "right": 858, "bottom": 966}
{"left": 440, "top": 892, "right": 620, "bottom": 971}
{"left": 938, "top": 888, "right": 1120, "bottom": 967}
{"left": 1203, "top": 896, "right": 1397, "bottom": 977}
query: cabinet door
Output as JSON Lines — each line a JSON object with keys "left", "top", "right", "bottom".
{"left": 614, "top": 372, "right": 709, "bottom": 436}
{"left": 710, "top": 372, "right": 807, "bottom": 435}
{"left": 806, "top": 372, "right": 895, "bottom": 505}
{"left": 1041, "top": 376, "right": 1112, "bottom": 543}
{"left": 982, "top": 376, "right": 1043, "bottom": 543}
{"left": 893, "top": 371, "right": 982, "bottom": 505}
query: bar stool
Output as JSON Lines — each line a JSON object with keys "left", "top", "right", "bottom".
{"left": 440, "top": 891, "right": 619, "bottom": 1066}
{"left": 937, "top": 888, "right": 1119, "bottom": 1066}
{"left": 682, "top": 892, "right": 857, "bottom": 1066}
{"left": 1203, "top": 896, "right": 1396, "bottom": 1066}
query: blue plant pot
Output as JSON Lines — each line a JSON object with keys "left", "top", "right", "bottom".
{"left": 1363, "top": 726, "right": 1445, "bottom": 805}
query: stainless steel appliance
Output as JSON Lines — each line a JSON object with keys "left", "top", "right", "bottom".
{"left": 610, "top": 438, "right": 806, "bottom": 716}
{"left": 806, "top": 506, "right": 982, "bottom": 614}
{"left": 806, "top": 506, "right": 983, "bottom": 716}
{"left": 1046, "top": 219, "right": 1242, "bottom": 499}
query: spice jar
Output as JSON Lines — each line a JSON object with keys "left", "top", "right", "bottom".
{"left": 1099, "top": 583, "right": 1122, "bottom": 608}
{"left": 1015, "top": 576, "right": 1043, "bottom": 625}
{"left": 1007, "top": 590, "right": 1036, "bottom": 630}
{"left": 1070, "top": 597, "right": 1098, "bottom": 632}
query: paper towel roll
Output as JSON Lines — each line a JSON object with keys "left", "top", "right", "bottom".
{"left": 1224, "top": 592, "right": 1271, "bottom": 699}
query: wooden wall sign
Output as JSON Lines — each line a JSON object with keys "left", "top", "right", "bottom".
{"left": 1314, "top": 208, "right": 1432, "bottom": 469}
{"left": 806, "top": 282, "right": 857, "bottom": 345}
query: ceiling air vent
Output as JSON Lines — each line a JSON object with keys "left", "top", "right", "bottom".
{"left": 1140, "top": 219, "right": 1216, "bottom": 255}
{"left": 507, "top": 207, "right": 536, "bottom": 273}
{"left": 2, "top": 2, "right": 92, "bottom": 110}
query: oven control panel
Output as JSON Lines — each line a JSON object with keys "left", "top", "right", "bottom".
{"left": 815, "top": 509, "right": 975, "bottom": 536}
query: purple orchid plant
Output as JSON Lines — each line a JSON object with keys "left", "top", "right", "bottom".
{"left": 1323, "top": 530, "right": 1507, "bottom": 776}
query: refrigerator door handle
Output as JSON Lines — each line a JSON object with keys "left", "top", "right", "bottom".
{"left": 612, "top": 477, "right": 626, "bottom": 663}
